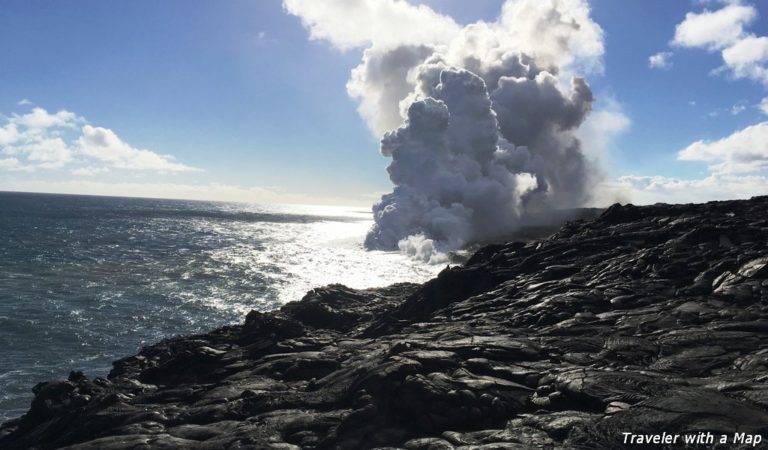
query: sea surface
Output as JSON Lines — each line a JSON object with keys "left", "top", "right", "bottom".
{"left": 0, "top": 191, "right": 439, "bottom": 422}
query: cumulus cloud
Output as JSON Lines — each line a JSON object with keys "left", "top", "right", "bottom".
{"left": 671, "top": 1, "right": 768, "bottom": 84}
{"left": 672, "top": 3, "right": 756, "bottom": 50}
{"left": 608, "top": 174, "right": 768, "bottom": 205}
{"left": 0, "top": 157, "right": 23, "bottom": 171}
{"left": 12, "top": 137, "right": 73, "bottom": 169}
{"left": 649, "top": 51, "right": 673, "bottom": 69}
{"left": 12, "top": 107, "right": 81, "bottom": 130}
{"left": 0, "top": 108, "right": 81, "bottom": 170}
{"left": 282, "top": 0, "right": 460, "bottom": 51}
{"left": 678, "top": 121, "right": 768, "bottom": 174}
{"left": 0, "top": 106, "right": 200, "bottom": 174}
{"left": 286, "top": 0, "right": 610, "bottom": 261}
{"left": 643, "top": 0, "right": 768, "bottom": 205}
{"left": 760, "top": 96, "right": 768, "bottom": 114}
{"left": 0, "top": 123, "right": 21, "bottom": 146}
{"left": 71, "top": 166, "right": 110, "bottom": 177}
{"left": 78, "top": 125, "right": 200, "bottom": 173}
{"left": 721, "top": 35, "right": 768, "bottom": 81}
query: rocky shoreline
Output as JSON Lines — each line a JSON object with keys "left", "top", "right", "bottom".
{"left": 3, "top": 197, "right": 768, "bottom": 449}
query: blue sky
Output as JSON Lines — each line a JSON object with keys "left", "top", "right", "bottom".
{"left": 1, "top": 0, "right": 767, "bottom": 205}
{"left": 590, "top": 0, "right": 767, "bottom": 179}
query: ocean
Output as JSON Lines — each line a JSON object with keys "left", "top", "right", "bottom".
{"left": 0, "top": 191, "right": 439, "bottom": 422}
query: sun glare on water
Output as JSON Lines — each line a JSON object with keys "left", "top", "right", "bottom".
{"left": 202, "top": 203, "right": 441, "bottom": 314}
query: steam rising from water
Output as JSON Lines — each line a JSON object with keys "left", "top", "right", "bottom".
{"left": 285, "top": 0, "right": 606, "bottom": 262}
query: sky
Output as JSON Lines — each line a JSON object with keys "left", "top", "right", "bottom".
{"left": 1, "top": 0, "right": 767, "bottom": 206}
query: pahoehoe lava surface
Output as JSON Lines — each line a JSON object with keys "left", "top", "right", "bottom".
{"left": 3, "top": 197, "right": 768, "bottom": 449}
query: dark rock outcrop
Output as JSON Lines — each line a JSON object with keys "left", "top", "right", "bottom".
{"left": 3, "top": 197, "right": 768, "bottom": 449}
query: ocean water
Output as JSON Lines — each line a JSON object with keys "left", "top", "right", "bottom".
{"left": 0, "top": 192, "right": 439, "bottom": 422}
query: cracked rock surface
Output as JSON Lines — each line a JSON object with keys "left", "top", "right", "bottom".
{"left": 3, "top": 197, "right": 768, "bottom": 449}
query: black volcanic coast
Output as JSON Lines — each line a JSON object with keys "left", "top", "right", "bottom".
{"left": 3, "top": 198, "right": 768, "bottom": 449}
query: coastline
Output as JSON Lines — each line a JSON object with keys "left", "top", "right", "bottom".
{"left": 3, "top": 197, "right": 768, "bottom": 449}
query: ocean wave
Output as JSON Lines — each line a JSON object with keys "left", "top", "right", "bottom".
{"left": 0, "top": 192, "right": 439, "bottom": 419}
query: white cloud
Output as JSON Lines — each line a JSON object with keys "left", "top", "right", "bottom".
{"left": 282, "top": 0, "right": 461, "bottom": 51}
{"left": 12, "top": 107, "right": 82, "bottom": 130}
{"left": 10, "top": 137, "right": 73, "bottom": 169}
{"left": 17, "top": 99, "right": 33, "bottom": 106}
{"left": 760, "top": 96, "right": 768, "bottom": 114}
{"left": 603, "top": 173, "right": 768, "bottom": 205}
{"left": 672, "top": 3, "right": 756, "bottom": 50}
{"left": 670, "top": 2, "right": 768, "bottom": 84}
{"left": 71, "top": 166, "right": 109, "bottom": 176}
{"left": 731, "top": 103, "right": 747, "bottom": 114}
{"left": 649, "top": 51, "right": 673, "bottom": 69}
{"left": 0, "top": 106, "right": 200, "bottom": 174}
{"left": 0, "top": 157, "right": 23, "bottom": 171}
{"left": 77, "top": 125, "right": 200, "bottom": 173}
{"left": 610, "top": 88, "right": 768, "bottom": 205}
{"left": 0, "top": 123, "right": 20, "bottom": 146}
{"left": 678, "top": 121, "right": 768, "bottom": 174}
{"left": 721, "top": 34, "right": 768, "bottom": 81}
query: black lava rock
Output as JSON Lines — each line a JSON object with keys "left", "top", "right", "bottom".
{"left": 3, "top": 196, "right": 768, "bottom": 449}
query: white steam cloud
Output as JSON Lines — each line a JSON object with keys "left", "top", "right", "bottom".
{"left": 285, "top": 0, "right": 606, "bottom": 262}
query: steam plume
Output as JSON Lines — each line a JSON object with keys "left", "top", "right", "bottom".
{"left": 285, "top": 0, "right": 605, "bottom": 262}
